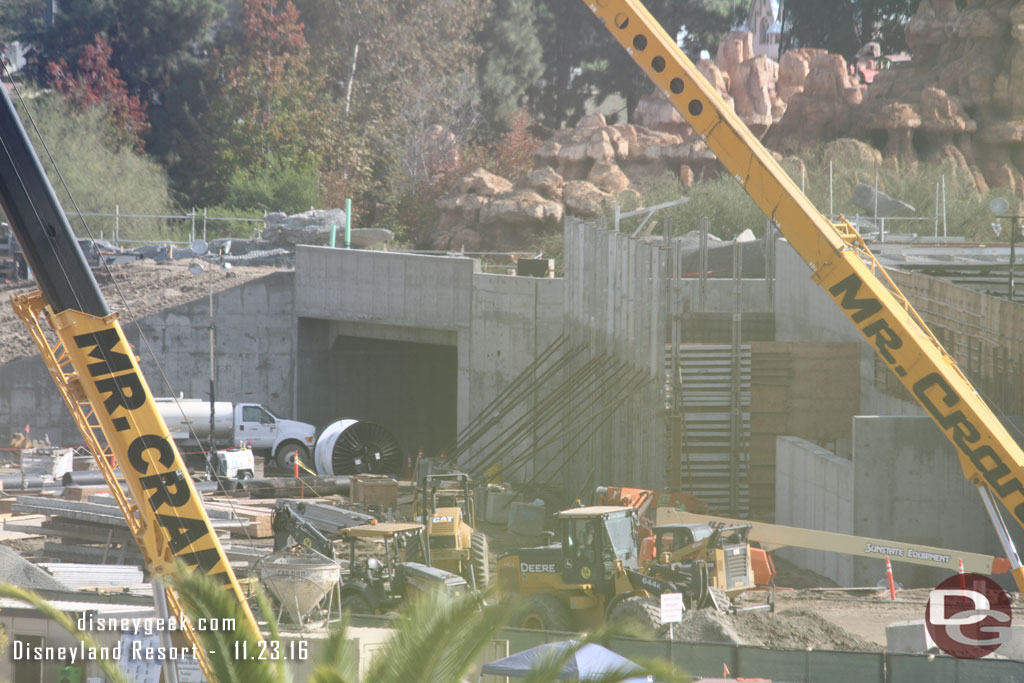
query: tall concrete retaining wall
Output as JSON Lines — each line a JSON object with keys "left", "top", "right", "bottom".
{"left": 775, "top": 436, "right": 855, "bottom": 586}
{"left": 294, "top": 246, "right": 564, "bottom": 465}
{"left": 776, "top": 417, "right": 1023, "bottom": 590}
{"left": 0, "top": 271, "right": 296, "bottom": 448}
{"left": 773, "top": 240, "right": 924, "bottom": 423}
{"left": 850, "top": 415, "right": 1017, "bottom": 589}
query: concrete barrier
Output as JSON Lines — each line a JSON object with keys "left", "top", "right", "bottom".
{"left": 508, "top": 501, "right": 545, "bottom": 535}
{"left": 885, "top": 620, "right": 936, "bottom": 655}
{"left": 486, "top": 490, "right": 517, "bottom": 524}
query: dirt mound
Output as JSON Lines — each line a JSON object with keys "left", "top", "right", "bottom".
{"left": 673, "top": 608, "right": 881, "bottom": 652}
{"left": 0, "top": 544, "right": 69, "bottom": 591}
{"left": 0, "top": 260, "right": 279, "bottom": 366}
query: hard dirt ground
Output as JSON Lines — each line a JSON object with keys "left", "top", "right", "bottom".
{"left": 0, "top": 259, "right": 280, "bottom": 365}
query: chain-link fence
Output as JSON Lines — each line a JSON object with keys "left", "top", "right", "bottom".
{"left": 60, "top": 207, "right": 267, "bottom": 247}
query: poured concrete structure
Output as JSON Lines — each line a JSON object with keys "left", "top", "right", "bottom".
{"left": 0, "top": 271, "right": 296, "bottom": 447}
{"left": 294, "top": 246, "right": 564, "bottom": 461}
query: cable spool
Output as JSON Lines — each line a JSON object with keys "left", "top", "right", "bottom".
{"left": 313, "top": 419, "right": 403, "bottom": 476}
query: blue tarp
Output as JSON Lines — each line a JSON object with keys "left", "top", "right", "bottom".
{"left": 482, "top": 640, "right": 653, "bottom": 681}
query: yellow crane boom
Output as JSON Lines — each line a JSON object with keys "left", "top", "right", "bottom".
{"left": 582, "top": 0, "right": 1024, "bottom": 593}
{"left": 0, "top": 84, "right": 260, "bottom": 678}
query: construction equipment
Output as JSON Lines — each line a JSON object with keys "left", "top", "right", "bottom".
{"left": 595, "top": 486, "right": 708, "bottom": 522}
{"left": 155, "top": 397, "right": 316, "bottom": 470}
{"left": 498, "top": 505, "right": 770, "bottom": 635}
{"left": 657, "top": 508, "right": 1012, "bottom": 577}
{"left": 258, "top": 548, "right": 341, "bottom": 626}
{"left": 338, "top": 522, "right": 469, "bottom": 614}
{"left": 583, "top": 0, "right": 1024, "bottom": 595}
{"left": 271, "top": 502, "right": 345, "bottom": 560}
{"left": 498, "top": 505, "right": 644, "bottom": 631}
{"left": 633, "top": 522, "right": 773, "bottom": 613}
{"left": 0, "top": 83, "right": 259, "bottom": 679}
{"left": 415, "top": 469, "right": 490, "bottom": 589}
{"left": 597, "top": 485, "right": 773, "bottom": 602}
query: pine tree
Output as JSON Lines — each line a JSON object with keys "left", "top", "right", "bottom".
{"left": 477, "top": 0, "right": 543, "bottom": 132}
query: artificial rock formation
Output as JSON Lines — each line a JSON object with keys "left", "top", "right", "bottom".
{"left": 437, "top": 114, "right": 718, "bottom": 250}
{"left": 854, "top": 0, "right": 1024, "bottom": 195}
{"left": 435, "top": 4, "right": 1024, "bottom": 250}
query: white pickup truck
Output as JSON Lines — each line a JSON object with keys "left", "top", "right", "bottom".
{"left": 155, "top": 398, "right": 316, "bottom": 469}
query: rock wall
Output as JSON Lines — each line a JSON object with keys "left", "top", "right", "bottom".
{"left": 438, "top": 5, "right": 1024, "bottom": 250}
{"left": 854, "top": 0, "right": 1024, "bottom": 195}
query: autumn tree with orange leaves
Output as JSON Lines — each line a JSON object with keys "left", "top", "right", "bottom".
{"left": 203, "top": 0, "right": 325, "bottom": 207}
{"left": 47, "top": 36, "right": 150, "bottom": 152}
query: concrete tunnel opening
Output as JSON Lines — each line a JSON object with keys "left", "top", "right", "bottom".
{"left": 296, "top": 325, "right": 458, "bottom": 469}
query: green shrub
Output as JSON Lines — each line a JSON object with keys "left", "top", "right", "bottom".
{"left": 15, "top": 92, "right": 178, "bottom": 243}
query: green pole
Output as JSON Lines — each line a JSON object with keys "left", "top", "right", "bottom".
{"left": 345, "top": 198, "right": 352, "bottom": 249}
{"left": 329, "top": 223, "right": 337, "bottom": 248}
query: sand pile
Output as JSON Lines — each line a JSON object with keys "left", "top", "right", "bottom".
{"left": 672, "top": 608, "right": 881, "bottom": 652}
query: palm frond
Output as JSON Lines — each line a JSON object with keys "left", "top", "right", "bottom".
{"left": 363, "top": 590, "right": 512, "bottom": 683}
{"left": 307, "top": 613, "right": 356, "bottom": 683}
{"left": 167, "top": 564, "right": 287, "bottom": 683}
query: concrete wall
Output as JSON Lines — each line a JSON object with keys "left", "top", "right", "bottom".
{"left": 775, "top": 436, "right": 855, "bottom": 585}
{"left": 776, "top": 418, "right": 1023, "bottom": 590}
{"left": 773, "top": 240, "right": 924, "bottom": 423}
{"left": 850, "top": 415, "right": 1018, "bottom": 589}
{"left": 0, "top": 272, "right": 296, "bottom": 447}
{"left": 294, "top": 246, "right": 564, "bottom": 463}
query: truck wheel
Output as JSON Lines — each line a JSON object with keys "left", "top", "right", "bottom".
{"left": 607, "top": 595, "right": 669, "bottom": 639}
{"left": 470, "top": 531, "right": 490, "bottom": 590}
{"left": 275, "top": 442, "right": 309, "bottom": 471}
{"left": 511, "top": 594, "right": 572, "bottom": 631}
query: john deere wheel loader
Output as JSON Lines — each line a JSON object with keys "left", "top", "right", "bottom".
{"left": 498, "top": 505, "right": 768, "bottom": 637}
{"left": 498, "top": 506, "right": 650, "bottom": 632}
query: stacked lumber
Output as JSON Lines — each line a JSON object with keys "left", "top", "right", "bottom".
{"left": 9, "top": 495, "right": 246, "bottom": 566}
{"left": 204, "top": 500, "right": 274, "bottom": 538}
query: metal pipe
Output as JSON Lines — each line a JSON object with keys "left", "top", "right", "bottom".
{"left": 0, "top": 473, "right": 44, "bottom": 488}
{"left": 1010, "top": 216, "right": 1017, "bottom": 301}
{"left": 524, "top": 373, "right": 652, "bottom": 486}
{"left": 234, "top": 476, "right": 351, "bottom": 499}
{"left": 455, "top": 341, "right": 582, "bottom": 468}
{"left": 448, "top": 336, "right": 573, "bottom": 461}
{"left": 495, "top": 360, "right": 636, "bottom": 481}
{"left": 152, "top": 577, "right": 180, "bottom": 683}
{"left": 464, "top": 355, "right": 617, "bottom": 477}
{"left": 345, "top": 198, "right": 352, "bottom": 249}
{"left": 978, "top": 485, "right": 1023, "bottom": 570}
{"left": 520, "top": 368, "right": 647, "bottom": 481}
{"left": 61, "top": 471, "right": 114, "bottom": 486}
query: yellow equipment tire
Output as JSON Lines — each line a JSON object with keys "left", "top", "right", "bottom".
{"left": 511, "top": 594, "right": 572, "bottom": 632}
{"left": 607, "top": 595, "right": 669, "bottom": 639}
{"left": 470, "top": 531, "right": 490, "bottom": 590}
